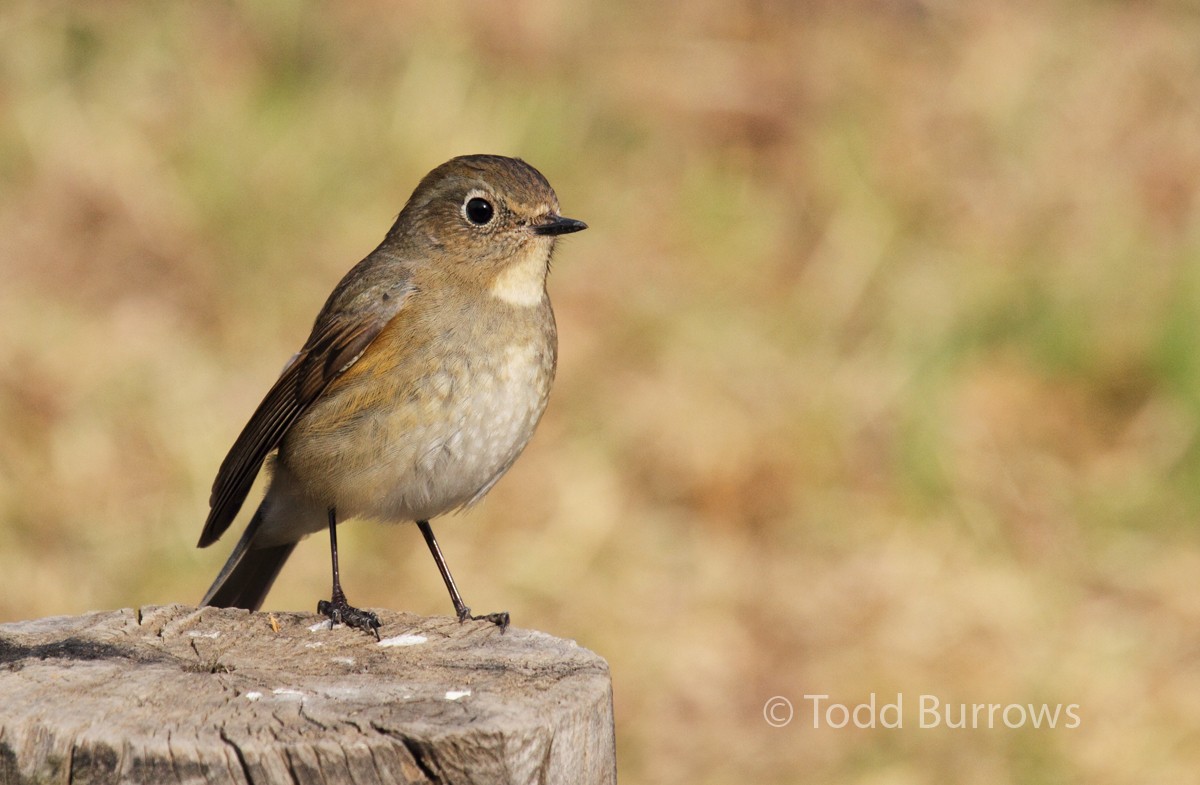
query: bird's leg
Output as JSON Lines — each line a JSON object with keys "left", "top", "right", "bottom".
{"left": 316, "top": 508, "right": 380, "bottom": 640}
{"left": 417, "top": 520, "right": 509, "bottom": 631}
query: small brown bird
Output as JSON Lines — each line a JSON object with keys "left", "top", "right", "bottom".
{"left": 198, "top": 155, "right": 586, "bottom": 638}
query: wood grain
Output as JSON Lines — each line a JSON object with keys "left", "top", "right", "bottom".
{"left": 0, "top": 605, "right": 615, "bottom": 785}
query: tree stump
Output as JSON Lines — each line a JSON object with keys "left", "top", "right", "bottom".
{"left": 0, "top": 605, "right": 616, "bottom": 785}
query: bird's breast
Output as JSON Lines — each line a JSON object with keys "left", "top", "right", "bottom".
{"left": 278, "top": 305, "right": 556, "bottom": 523}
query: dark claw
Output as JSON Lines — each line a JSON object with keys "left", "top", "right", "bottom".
{"left": 456, "top": 606, "right": 510, "bottom": 632}
{"left": 318, "top": 598, "right": 381, "bottom": 641}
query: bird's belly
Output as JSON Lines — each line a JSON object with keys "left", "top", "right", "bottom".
{"left": 280, "top": 341, "right": 552, "bottom": 523}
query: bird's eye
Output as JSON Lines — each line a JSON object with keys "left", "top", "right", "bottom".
{"left": 464, "top": 196, "right": 495, "bottom": 226}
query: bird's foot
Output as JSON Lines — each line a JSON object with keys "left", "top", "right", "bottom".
{"left": 317, "top": 596, "right": 381, "bottom": 640}
{"left": 456, "top": 606, "right": 510, "bottom": 632}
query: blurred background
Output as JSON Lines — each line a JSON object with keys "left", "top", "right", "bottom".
{"left": 2, "top": 1, "right": 1200, "bottom": 782}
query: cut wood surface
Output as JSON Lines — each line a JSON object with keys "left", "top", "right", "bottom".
{"left": 0, "top": 605, "right": 615, "bottom": 785}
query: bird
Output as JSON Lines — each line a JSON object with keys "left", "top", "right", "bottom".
{"left": 196, "top": 154, "right": 586, "bottom": 638}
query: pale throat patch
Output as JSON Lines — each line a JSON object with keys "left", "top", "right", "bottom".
{"left": 490, "top": 242, "right": 550, "bottom": 307}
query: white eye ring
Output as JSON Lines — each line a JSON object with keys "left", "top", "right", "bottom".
{"left": 462, "top": 189, "right": 496, "bottom": 226}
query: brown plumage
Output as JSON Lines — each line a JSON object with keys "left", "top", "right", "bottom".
{"left": 198, "top": 155, "right": 586, "bottom": 636}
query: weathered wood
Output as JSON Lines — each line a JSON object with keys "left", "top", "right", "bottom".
{"left": 0, "top": 605, "right": 615, "bottom": 785}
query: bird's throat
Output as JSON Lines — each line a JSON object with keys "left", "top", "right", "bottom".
{"left": 489, "top": 243, "right": 550, "bottom": 307}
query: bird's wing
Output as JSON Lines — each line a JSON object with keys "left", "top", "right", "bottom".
{"left": 197, "top": 280, "right": 415, "bottom": 547}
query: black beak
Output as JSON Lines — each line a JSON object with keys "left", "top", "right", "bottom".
{"left": 534, "top": 215, "right": 588, "bottom": 236}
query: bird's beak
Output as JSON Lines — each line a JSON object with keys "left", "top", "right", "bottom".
{"left": 533, "top": 214, "right": 588, "bottom": 236}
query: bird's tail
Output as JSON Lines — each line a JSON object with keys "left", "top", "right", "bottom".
{"left": 200, "top": 504, "right": 296, "bottom": 611}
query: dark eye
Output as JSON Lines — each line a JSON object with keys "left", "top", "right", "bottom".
{"left": 465, "top": 196, "right": 494, "bottom": 225}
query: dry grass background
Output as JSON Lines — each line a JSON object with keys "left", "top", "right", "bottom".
{"left": 2, "top": 1, "right": 1200, "bottom": 782}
